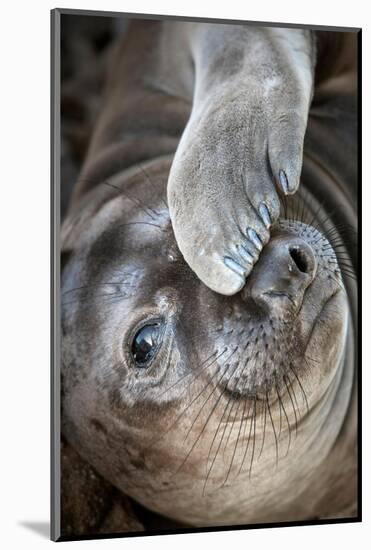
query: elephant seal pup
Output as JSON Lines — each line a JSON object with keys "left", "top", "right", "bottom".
{"left": 61, "top": 20, "right": 357, "bottom": 527}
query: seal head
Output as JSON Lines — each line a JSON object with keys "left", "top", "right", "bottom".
{"left": 61, "top": 158, "right": 351, "bottom": 526}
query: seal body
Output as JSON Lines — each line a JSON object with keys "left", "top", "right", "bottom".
{"left": 61, "top": 19, "right": 357, "bottom": 527}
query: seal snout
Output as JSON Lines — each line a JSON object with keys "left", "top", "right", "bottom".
{"left": 245, "top": 234, "right": 317, "bottom": 315}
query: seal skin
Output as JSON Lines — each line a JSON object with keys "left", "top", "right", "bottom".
{"left": 60, "top": 436, "right": 144, "bottom": 536}
{"left": 61, "top": 20, "right": 357, "bottom": 529}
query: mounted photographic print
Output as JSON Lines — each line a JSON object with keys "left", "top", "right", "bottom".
{"left": 51, "top": 8, "right": 360, "bottom": 541}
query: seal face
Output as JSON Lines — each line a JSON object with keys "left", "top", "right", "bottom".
{"left": 61, "top": 158, "right": 351, "bottom": 526}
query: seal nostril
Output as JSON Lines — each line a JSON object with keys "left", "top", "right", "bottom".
{"left": 289, "top": 246, "right": 308, "bottom": 274}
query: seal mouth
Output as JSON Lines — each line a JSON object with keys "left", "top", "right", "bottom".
{"left": 262, "top": 290, "right": 296, "bottom": 308}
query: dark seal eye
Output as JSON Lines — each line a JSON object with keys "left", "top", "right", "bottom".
{"left": 131, "top": 323, "right": 162, "bottom": 367}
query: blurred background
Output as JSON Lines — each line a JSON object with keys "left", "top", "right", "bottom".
{"left": 61, "top": 14, "right": 128, "bottom": 218}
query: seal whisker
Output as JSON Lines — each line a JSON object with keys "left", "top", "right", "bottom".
{"left": 289, "top": 366, "right": 310, "bottom": 413}
{"left": 236, "top": 359, "right": 260, "bottom": 478}
{"left": 203, "top": 372, "right": 242, "bottom": 494}
{"left": 116, "top": 221, "right": 165, "bottom": 230}
{"left": 304, "top": 354, "right": 319, "bottom": 365}
{"left": 321, "top": 241, "right": 350, "bottom": 252}
{"left": 286, "top": 371, "right": 302, "bottom": 421}
{"left": 173, "top": 348, "right": 240, "bottom": 481}
{"left": 222, "top": 384, "right": 247, "bottom": 460}
{"left": 217, "top": 359, "right": 254, "bottom": 467}
{"left": 319, "top": 268, "right": 346, "bottom": 290}
{"left": 276, "top": 383, "right": 283, "bottom": 437}
{"left": 283, "top": 374, "right": 299, "bottom": 436}
{"left": 306, "top": 195, "right": 325, "bottom": 229}
{"left": 222, "top": 368, "right": 252, "bottom": 486}
{"left": 248, "top": 398, "right": 257, "bottom": 478}
{"left": 183, "top": 355, "right": 234, "bottom": 443}
{"left": 330, "top": 261, "right": 356, "bottom": 276}
{"left": 62, "top": 281, "right": 132, "bottom": 296}
{"left": 276, "top": 383, "right": 292, "bottom": 456}
{"left": 137, "top": 163, "right": 168, "bottom": 210}
{"left": 122, "top": 339, "right": 225, "bottom": 405}
{"left": 102, "top": 180, "right": 158, "bottom": 221}
{"left": 323, "top": 254, "right": 354, "bottom": 266}
{"left": 62, "top": 291, "right": 131, "bottom": 308}
{"left": 329, "top": 265, "right": 356, "bottom": 281}
{"left": 336, "top": 269, "right": 357, "bottom": 282}
{"left": 258, "top": 397, "right": 268, "bottom": 459}
{"left": 322, "top": 255, "right": 357, "bottom": 282}
{"left": 322, "top": 222, "right": 356, "bottom": 243}
{"left": 237, "top": 394, "right": 256, "bottom": 477}
{"left": 146, "top": 349, "right": 235, "bottom": 452}
{"left": 266, "top": 387, "right": 279, "bottom": 466}
{"left": 228, "top": 385, "right": 254, "bottom": 483}
{"left": 156, "top": 348, "right": 223, "bottom": 400}
{"left": 299, "top": 189, "right": 307, "bottom": 225}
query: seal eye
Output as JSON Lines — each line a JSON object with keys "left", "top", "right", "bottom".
{"left": 131, "top": 323, "right": 162, "bottom": 367}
